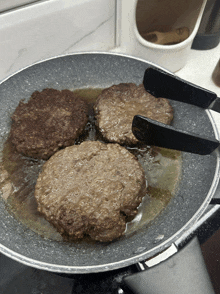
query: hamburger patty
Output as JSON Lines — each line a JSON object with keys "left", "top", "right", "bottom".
{"left": 10, "top": 88, "right": 88, "bottom": 160}
{"left": 34, "top": 141, "right": 147, "bottom": 242}
{"left": 94, "top": 83, "right": 173, "bottom": 145}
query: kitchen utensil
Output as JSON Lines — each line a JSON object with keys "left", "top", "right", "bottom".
{"left": 132, "top": 115, "right": 220, "bottom": 155}
{"left": 0, "top": 53, "right": 219, "bottom": 293}
{"left": 143, "top": 66, "right": 220, "bottom": 111}
{"left": 142, "top": 27, "right": 189, "bottom": 45}
{"left": 213, "top": 58, "right": 220, "bottom": 87}
{"left": 192, "top": 0, "right": 220, "bottom": 50}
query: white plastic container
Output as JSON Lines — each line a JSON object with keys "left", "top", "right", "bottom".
{"left": 114, "top": 0, "right": 207, "bottom": 72}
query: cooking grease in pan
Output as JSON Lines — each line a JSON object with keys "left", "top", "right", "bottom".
{"left": 0, "top": 88, "right": 182, "bottom": 242}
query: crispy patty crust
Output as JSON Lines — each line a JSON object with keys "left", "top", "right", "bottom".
{"left": 10, "top": 88, "right": 88, "bottom": 160}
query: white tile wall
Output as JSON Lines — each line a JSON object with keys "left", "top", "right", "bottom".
{"left": 0, "top": 0, "right": 42, "bottom": 13}
{"left": 0, "top": 0, "right": 115, "bottom": 81}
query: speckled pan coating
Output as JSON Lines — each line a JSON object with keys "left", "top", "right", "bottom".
{"left": 0, "top": 53, "right": 219, "bottom": 273}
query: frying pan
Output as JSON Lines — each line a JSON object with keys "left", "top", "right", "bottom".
{"left": 0, "top": 52, "right": 219, "bottom": 293}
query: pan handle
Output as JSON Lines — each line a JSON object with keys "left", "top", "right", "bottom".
{"left": 121, "top": 237, "right": 215, "bottom": 294}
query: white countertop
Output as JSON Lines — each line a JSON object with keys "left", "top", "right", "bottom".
{"left": 177, "top": 44, "right": 220, "bottom": 96}
{"left": 176, "top": 43, "right": 220, "bottom": 131}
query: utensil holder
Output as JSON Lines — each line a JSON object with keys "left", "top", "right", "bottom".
{"left": 114, "top": 0, "right": 207, "bottom": 72}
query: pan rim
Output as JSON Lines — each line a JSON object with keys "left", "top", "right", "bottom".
{"left": 0, "top": 51, "right": 174, "bottom": 86}
{"left": 0, "top": 51, "right": 220, "bottom": 273}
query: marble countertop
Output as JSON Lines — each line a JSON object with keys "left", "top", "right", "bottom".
{"left": 176, "top": 43, "right": 220, "bottom": 128}
{"left": 177, "top": 45, "right": 220, "bottom": 96}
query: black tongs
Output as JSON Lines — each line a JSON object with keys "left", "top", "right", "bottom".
{"left": 132, "top": 67, "right": 220, "bottom": 155}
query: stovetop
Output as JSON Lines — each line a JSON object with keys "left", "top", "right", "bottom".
{"left": 0, "top": 253, "right": 133, "bottom": 294}
{"left": 0, "top": 205, "right": 220, "bottom": 294}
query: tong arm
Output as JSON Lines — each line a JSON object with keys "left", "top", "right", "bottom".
{"left": 132, "top": 115, "right": 220, "bottom": 155}
{"left": 143, "top": 67, "right": 219, "bottom": 111}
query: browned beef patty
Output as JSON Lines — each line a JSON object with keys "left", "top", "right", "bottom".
{"left": 94, "top": 83, "right": 173, "bottom": 145}
{"left": 34, "top": 141, "right": 147, "bottom": 242}
{"left": 10, "top": 88, "right": 88, "bottom": 160}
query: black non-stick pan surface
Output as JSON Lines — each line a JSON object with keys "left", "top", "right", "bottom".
{"left": 0, "top": 52, "right": 219, "bottom": 273}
